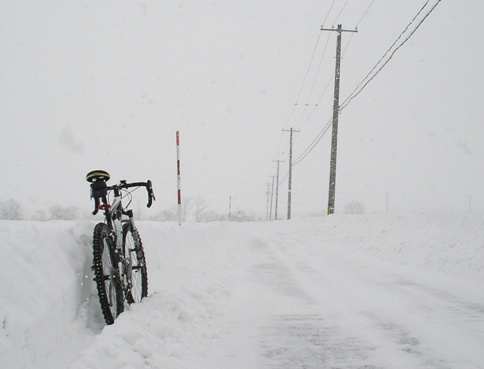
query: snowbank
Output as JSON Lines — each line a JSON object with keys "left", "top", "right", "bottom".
{"left": 1, "top": 213, "right": 483, "bottom": 368}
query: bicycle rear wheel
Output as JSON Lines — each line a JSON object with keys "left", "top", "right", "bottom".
{"left": 123, "top": 223, "right": 148, "bottom": 304}
{"left": 92, "top": 222, "right": 124, "bottom": 324}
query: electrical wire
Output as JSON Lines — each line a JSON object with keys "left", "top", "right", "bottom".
{"left": 279, "top": 30, "right": 324, "bottom": 155}
{"left": 341, "top": 0, "right": 432, "bottom": 107}
{"left": 341, "top": 0, "right": 441, "bottom": 111}
{"left": 301, "top": 0, "right": 373, "bottom": 130}
{"left": 304, "top": 34, "right": 332, "bottom": 106}
{"left": 356, "top": 0, "right": 376, "bottom": 28}
{"left": 284, "top": 0, "right": 442, "bottom": 169}
{"left": 292, "top": 117, "right": 332, "bottom": 167}
{"left": 293, "top": 31, "right": 323, "bottom": 109}
{"left": 322, "top": 0, "right": 337, "bottom": 28}
{"left": 280, "top": 0, "right": 348, "bottom": 151}
{"left": 332, "top": 0, "right": 349, "bottom": 27}
{"left": 289, "top": 33, "right": 332, "bottom": 133}
{"left": 292, "top": 0, "right": 361, "bottom": 134}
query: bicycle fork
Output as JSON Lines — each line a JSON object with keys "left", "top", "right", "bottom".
{"left": 116, "top": 210, "right": 141, "bottom": 296}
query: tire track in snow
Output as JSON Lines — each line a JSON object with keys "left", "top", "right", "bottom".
{"left": 268, "top": 233, "right": 484, "bottom": 369}
{"left": 235, "top": 237, "right": 384, "bottom": 368}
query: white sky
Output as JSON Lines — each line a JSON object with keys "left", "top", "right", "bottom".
{"left": 1, "top": 0, "right": 483, "bottom": 218}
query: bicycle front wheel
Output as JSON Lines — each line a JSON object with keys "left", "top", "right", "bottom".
{"left": 123, "top": 223, "right": 148, "bottom": 304}
{"left": 92, "top": 223, "right": 124, "bottom": 324}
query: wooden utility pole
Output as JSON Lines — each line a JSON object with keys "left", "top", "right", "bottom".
{"left": 322, "top": 24, "right": 357, "bottom": 215}
{"left": 273, "top": 159, "right": 284, "bottom": 220}
{"left": 283, "top": 128, "right": 300, "bottom": 219}
{"left": 265, "top": 182, "right": 271, "bottom": 221}
{"left": 269, "top": 175, "right": 275, "bottom": 220}
{"left": 176, "top": 131, "right": 182, "bottom": 225}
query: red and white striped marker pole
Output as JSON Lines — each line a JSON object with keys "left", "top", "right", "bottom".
{"left": 176, "top": 131, "right": 182, "bottom": 225}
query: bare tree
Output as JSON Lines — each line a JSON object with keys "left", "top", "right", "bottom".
{"left": 344, "top": 201, "right": 365, "bottom": 215}
{"left": 181, "top": 196, "right": 194, "bottom": 222}
{"left": 0, "top": 198, "right": 23, "bottom": 220}
{"left": 193, "top": 196, "right": 209, "bottom": 222}
{"left": 49, "top": 204, "right": 80, "bottom": 220}
{"left": 151, "top": 209, "right": 177, "bottom": 222}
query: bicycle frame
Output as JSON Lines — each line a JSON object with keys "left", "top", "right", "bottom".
{"left": 100, "top": 185, "right": 141, "bottom": 293}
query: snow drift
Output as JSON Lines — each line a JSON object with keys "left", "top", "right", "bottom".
{"left": 1, "top": 213, "right": 483, "bottom": 368}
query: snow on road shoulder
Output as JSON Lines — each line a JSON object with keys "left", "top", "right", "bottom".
{"left": 334, "top": 213, "right": 484, "bottom": 277}
{"left": 70, "top": 221, "right": 250, "bottom": 369}
{"left": 281, "top": 213, "right": 484, "bottom": 279}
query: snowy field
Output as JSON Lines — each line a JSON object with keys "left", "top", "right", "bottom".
{"left": 1, "top": 213, "right": 484, "bottom": 369}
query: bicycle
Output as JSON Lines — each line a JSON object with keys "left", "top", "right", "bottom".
{"left": 86, "top": 170, "right": 155, "bottom": 325}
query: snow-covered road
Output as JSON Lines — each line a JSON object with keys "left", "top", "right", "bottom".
{"left": 200, "top": 222, "right": 484, "bottom": 369}
{"left": 2, "top": 214, "right": 484, "bottom": 368}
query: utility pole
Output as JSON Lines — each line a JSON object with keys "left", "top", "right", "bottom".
{"left": 176, "top": 131, "right": 182, "bottom": 225}
{"left": 273, "top": 159, "right": 284, "bottom": 220}
{"left": 265, "top": 182, "right": 271, "bottom": 221}
{"left": 269, "top": 175, "right": 275, "bottom": 220}
{"left": 283, "top": 128, "right": 300, "bottom": 219}
{"left": 321, "top": 24, "right": 357, "bottom": 215}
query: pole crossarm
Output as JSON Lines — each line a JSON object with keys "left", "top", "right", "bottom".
{"left": 321, "top": 25, "right": 358, "bottom": 33}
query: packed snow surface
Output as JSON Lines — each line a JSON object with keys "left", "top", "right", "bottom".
{"left": 1, "top": 213, "right": 484, "bottom": 369}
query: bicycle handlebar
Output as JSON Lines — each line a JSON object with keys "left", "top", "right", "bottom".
{"left": 109, "top": 180, "right": 156, "bottom": 208}
{"left": 90, "top": 179, "right": 156, "bottom": 215}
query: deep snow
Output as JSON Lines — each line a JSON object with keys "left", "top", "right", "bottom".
{"left": 1, "top": 213, "right": 484, "bottom": 368}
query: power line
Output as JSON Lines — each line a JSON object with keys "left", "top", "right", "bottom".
{"left": 293, "top": 23, "right": 360, "bottom": 166}
{"left": 285, "top": 0, "right": 443, "bottom": 169}
{"left": 340, "top": 0, "right": 442, "bottom": 111}
{"left": 332, "top": 1, "right": 349, "bottom": 27}
{"left": 279, "top": 30, "right": 325, "bottom": 154}
{"left": 293, "top": 0, "right": 388, "bottom": 133}
{"left": 306, "top": 0, "right": 376, "bottom": 119}
{"left": 280, "top": 0, "right": 370, "bottom": 150}
{"left": 294, "top": 31, "right": 323, "bottom": 106}
{"left": 291, "top": 31, "right": 334, "bottom": 134}
{"left": 287, "top": 0, "right": 373, "bottom": 134}
{"left": 274, "top": 0, "right": 391, "bottom": 186}
{"left": 304, "top": 35, "right": 332, "bottom": 106}
{"left": 292, "top": 117, "right": 332, "bottom": 166}
{"left": 342, "top": 0, "right": 432, "bottom": 108}
{"left": 356, "top": 0, "right": 376, "bottom": 28}
{"left": 322, "top": 0, "right": 337, "bottom": 28}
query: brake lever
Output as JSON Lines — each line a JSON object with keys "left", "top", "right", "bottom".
{"left": 146, "top": 180, "right": 155, "bottom": 208}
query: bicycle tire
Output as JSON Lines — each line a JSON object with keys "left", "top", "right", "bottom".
{"left": 92, "top": 222, "right": 124, "bottom": 324}
{"left": 123, "top": 223, "right": 148, "bottom": 304}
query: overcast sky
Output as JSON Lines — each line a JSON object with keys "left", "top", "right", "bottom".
{"left": 1, "top": 0, "right": 483, "bottom": 218}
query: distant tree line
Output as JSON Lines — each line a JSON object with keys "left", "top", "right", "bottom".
{"left": 146, "top": 196, "right": 257, "bottom": 222}
{"left": 0, "top": 196, "right": 258, "bottom": 222}
{"left": 0, "top": 198, "right": 82, "bottom": 220}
